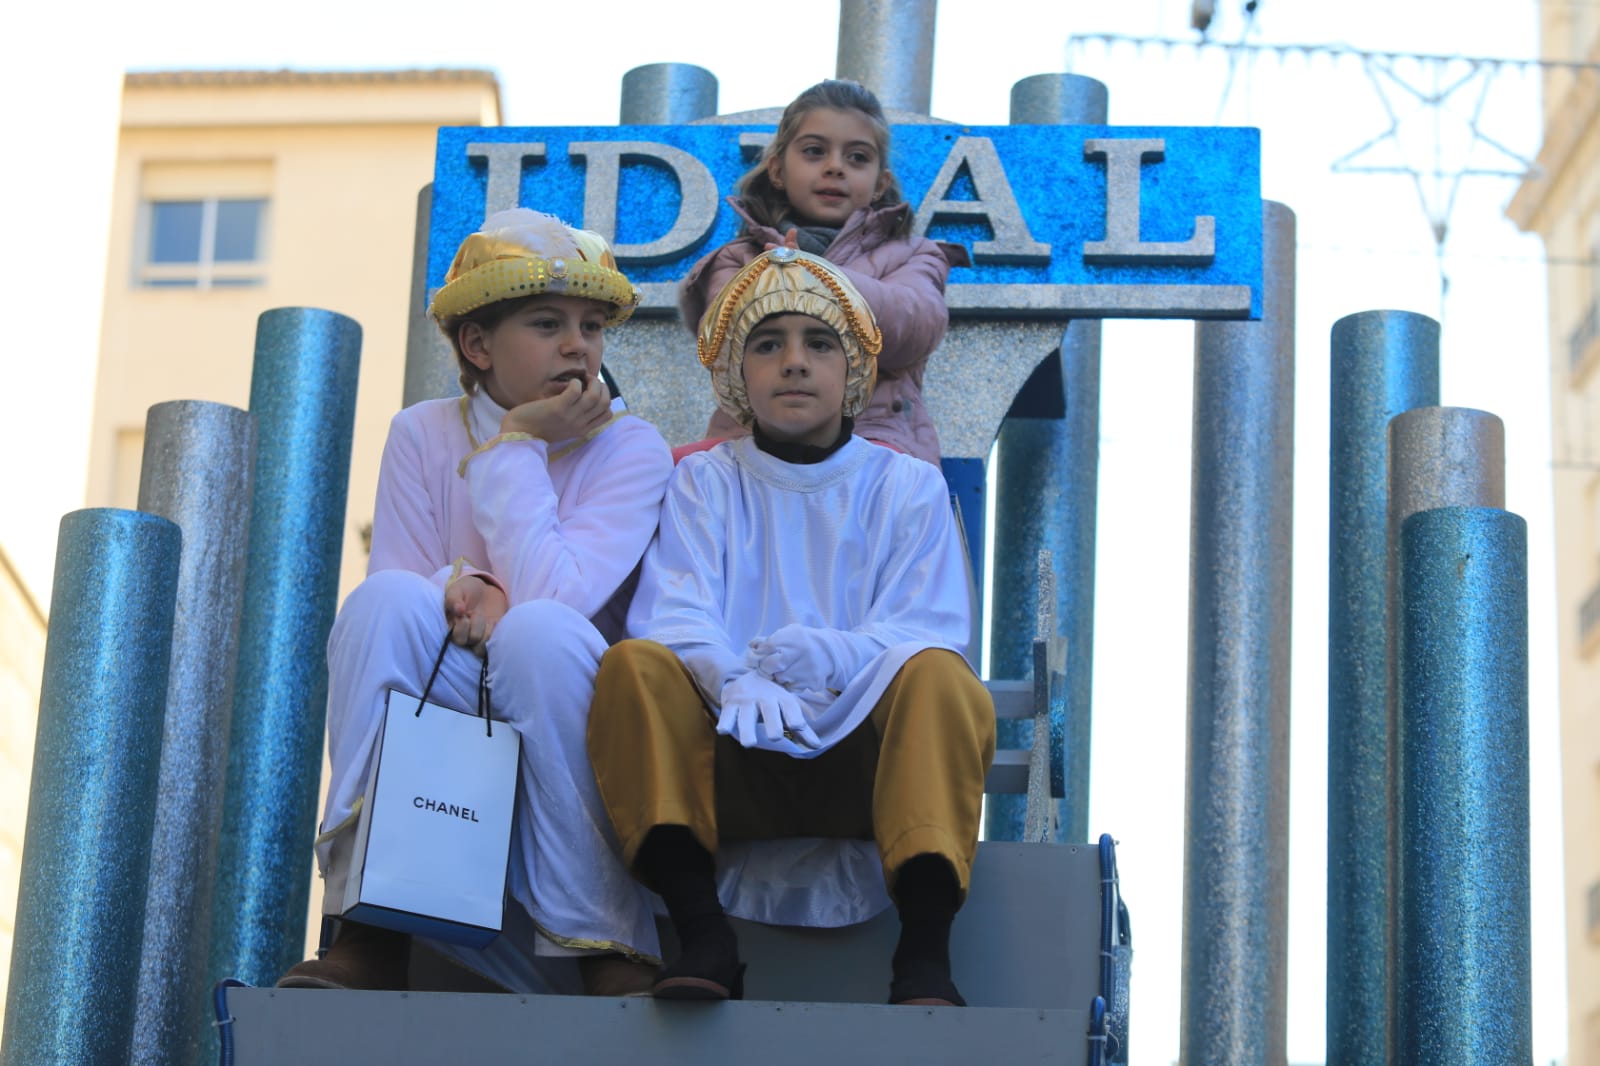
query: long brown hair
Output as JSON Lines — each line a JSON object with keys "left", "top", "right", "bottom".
{"left": 737, "top": 80, "right": 912, "bottom": 238}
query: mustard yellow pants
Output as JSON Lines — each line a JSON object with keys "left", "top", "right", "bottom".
{"left": 587, "top": 639, "right": 995, "bottom": 899}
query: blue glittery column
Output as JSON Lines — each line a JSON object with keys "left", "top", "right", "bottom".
{"left": 209, "top": 308, "right": 361, "bottom": 990}
{"left": 128, "top": 401, "right": 256, "bottom": 1066}
{"left": 987, "top": 324, "right": 1100, "bottom": 844}
{"left": 1385, "top": 404, "right": 1504, "bottom": 1058}
{"left": 1, "top": 509, "right": 181, "bottom": 1066}
{"left": 1180, "top": 201, "right": 1294, "bottom": 1066}
{"left": 1395, "top": 506, "right": 1530, "bottom": 1064}
{"left": 986, "top": 73, "right": 1107, "bottom": 845}
{"left": 1326, "top": 311, "right": 1438, "bottom": 1066}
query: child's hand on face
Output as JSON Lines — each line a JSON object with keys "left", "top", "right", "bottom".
{"left": 499, "top": 374, "right": 613, "bottom": 442}
{"left": 443, "top": 575, "right": 509, "bottom": 656}
{"left": 763, "top": 228, "right": 801, "bottom": 253}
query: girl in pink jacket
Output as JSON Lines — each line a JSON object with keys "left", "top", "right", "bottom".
{"left": 678, "top": 79, "right": 967, "bottom": 466}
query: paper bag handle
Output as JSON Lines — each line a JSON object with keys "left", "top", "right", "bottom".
{"left": 416, "top": 633, "right": 496, "bottom": 738}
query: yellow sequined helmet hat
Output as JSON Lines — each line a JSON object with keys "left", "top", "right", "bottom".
{"left": 697, "top": 247, "right": 882, "bottom": 428}
{"left": 429, "top": 208, "right": 641, "bottom": 326}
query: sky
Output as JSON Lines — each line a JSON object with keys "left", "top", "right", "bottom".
{"left": 0, "top": 1, "right": 1566, "bottom": 1062}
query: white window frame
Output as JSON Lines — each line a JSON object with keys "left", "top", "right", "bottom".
{"left": 135, "top": 196, "right": 269, "bottom": 289}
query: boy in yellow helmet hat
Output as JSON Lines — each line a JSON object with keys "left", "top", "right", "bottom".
{"left": 279, "top": 209, "right": 671, "bottom": 996}
{"left": 588, "top": 248, "right": 995, "bottom": 1005}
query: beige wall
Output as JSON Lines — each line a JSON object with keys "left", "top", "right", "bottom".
{"left": 0, "top": 551, "right": 46, "bottom": 1018}
{"left": 1511, "top": 19, "right": 1600, "bottom": 1064}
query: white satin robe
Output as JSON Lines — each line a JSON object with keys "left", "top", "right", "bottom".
{"left": 318, "top": 388, "right": 672, "bottom": 971}
{"left": 627, "top": 435, "right": 977, "bottom": 927}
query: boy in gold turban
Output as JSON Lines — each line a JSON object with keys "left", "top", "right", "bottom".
{"left": 588, "top": 248, "right": 995, "bottom": 1005}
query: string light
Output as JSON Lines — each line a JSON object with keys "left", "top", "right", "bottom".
{"left": 1068, "top": 33, "right": 1597, "bottom": 73}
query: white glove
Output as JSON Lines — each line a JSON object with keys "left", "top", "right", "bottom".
{"left": 747, "top": 623, "right": 872, "bottom": 694}
{"left": 717, "top": 671, "right": 821, "bottom": 750}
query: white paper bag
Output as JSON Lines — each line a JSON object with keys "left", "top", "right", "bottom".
{"left": 339, "top": 688, "right": 520, "bottom": 947}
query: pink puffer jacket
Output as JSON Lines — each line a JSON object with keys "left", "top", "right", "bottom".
{"left": 678, "top": 198, "right": 964, "bottom": 465}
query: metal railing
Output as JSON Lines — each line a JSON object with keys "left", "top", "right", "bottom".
{"left": 1570, "top": 299, "right": 1600, "bottom": 377}
{"left": 1581, "top": 581, "right": 1600, "bottom": 650}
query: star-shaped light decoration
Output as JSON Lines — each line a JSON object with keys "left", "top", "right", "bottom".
{"left": 1332, "top": 55, "right": 1538, "bottom": 254}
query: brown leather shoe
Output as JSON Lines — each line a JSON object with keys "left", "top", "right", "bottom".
{"left": 276, "top": 920, "right": 411, "bottom": 991}
{"left": 578, "top": 953, "right": 659, "bottom": 997}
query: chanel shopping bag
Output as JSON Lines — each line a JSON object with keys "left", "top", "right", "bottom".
{"left": 339, "top": 644, "right": 519, "bottom": 947}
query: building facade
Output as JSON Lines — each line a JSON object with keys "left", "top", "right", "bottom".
{"left": 0, "top": 549, "right": 46, "bottom": 1019}
{"left": 1509, "top": 13, "right": 1600, "bottom": 1065}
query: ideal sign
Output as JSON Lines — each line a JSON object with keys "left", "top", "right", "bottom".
{"left": 428, "top": 125, "right": 1263, "bottom": 320}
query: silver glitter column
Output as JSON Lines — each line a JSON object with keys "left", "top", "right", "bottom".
{"left": 987, "top": 73, "right": 1107, "bottom": 846}
{"left": 1325, "top": 311, "right": 1438, "bottom": 1066}
{"left": 620, "top": 64, "right": 719, "bottom": 124}
{"left": 404, "top": 184, "right": 458, "bottom": 407}
{"left": 835, "top": 0, "right": 936, "bottom": 113}
{"left": 1008, "top": 73, "right": 1109, "bottom": 128}
{"left": 1180, "top": 200, "right": 1295, "bottom": 1066}
{"left": 1384, "top": 404, "right": 1504, "bottom": 1054}
{"left": 1395, "top": 506, "right": 1531, "bottom": 1063}
{"left": 128, "top": 401, "right": 256, "bottom": 1066}
{"left": 1, "top": 509, "right": 181, "bottom": 1066}
{"left": 1387, "top": 407, "right": 1506, "bottom": 563}
{"left": 210, "top": 308, "right": 362, "bottom": 990}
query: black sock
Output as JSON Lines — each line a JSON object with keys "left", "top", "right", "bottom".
{"left": 890, "top": 854, "right": 964, "bottom": 1005}
{"left": 635, "top": 826, "right": 738, "bottom": 977}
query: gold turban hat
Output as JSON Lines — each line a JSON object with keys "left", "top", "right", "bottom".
{"left": 429, "top": 209, "right": 640, "bottom": 326}
{"left": 696, "top": 248, "right": 882, "bottom": 428}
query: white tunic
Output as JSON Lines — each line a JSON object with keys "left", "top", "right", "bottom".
{"left": 319, "top": 389, "right": 673, "bottom": 974}
{"left": 628, "top": 435, "right": 976, "bottom": 925}
{"left": 369, "top": 390, "right": 668, "bottom": 641}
